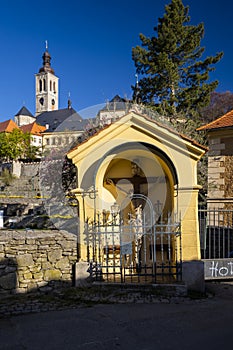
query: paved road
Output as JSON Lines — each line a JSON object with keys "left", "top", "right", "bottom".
{"left": 0, "top": 282, "right": 233, "bottom": 350}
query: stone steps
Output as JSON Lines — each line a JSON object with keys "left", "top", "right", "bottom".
{"left": 0, "top": 175, "right": 41, "bottom": 198}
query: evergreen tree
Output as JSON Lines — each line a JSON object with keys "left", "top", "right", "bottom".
{"left": 132, "top": 0, "right": 223, "bottom": 118}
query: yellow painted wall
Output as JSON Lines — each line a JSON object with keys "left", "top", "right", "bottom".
{"left": 68, "top": 112, "right": 206, "bottom": 262}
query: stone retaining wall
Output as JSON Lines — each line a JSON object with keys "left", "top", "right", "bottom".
{"left": 0, "top": 229, "right": 77, "bottom": 295}
{"left": 21, "top": 162, "right": 40, "bottom": 177}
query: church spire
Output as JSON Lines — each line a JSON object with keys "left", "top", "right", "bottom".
{"left": 35, "top": 42, "right": 59, "bottom": 116}
{"left": 39, "top": 41, "right": 55, "bottom": 75}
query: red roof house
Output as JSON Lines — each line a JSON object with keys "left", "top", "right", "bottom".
{"left": 198, "top": 109, "right": 233, "bottom": 211}
{"left": 0, "top": 119, "right": 20, "bottom": 133}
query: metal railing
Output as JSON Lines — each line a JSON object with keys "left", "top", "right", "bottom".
{"left": 85, "top": 218, "right": 182, "bottom": 284}
{"left": 199, "top": 208, "right": 233, "bottom": 259}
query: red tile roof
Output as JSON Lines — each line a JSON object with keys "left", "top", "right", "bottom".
{"left": 20, "top": 122, "right": 46, "bottom": 135}
{"left": 197, "top": 109, "right": 233, "bottom": 131}
{"left": 0, "top": 119, "right": 19, "bottom": 133}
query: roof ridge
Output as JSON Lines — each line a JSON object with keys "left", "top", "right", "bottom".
{"left": 68, "top": 110, "right": 207, "bottom": 154}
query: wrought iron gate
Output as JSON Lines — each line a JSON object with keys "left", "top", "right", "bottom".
{"left": 86, "top": 195, "right": 182, "bottom": 284}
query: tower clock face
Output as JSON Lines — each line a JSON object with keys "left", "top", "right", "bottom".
{"left": 39, "top": 97, "right": 44, "bottom": 105}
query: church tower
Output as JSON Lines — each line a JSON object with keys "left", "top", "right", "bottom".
{"left": 35, "top": 43, "right": 59, "bottom": 116}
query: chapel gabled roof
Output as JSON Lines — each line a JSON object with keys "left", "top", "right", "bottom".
{"left": 0, "top": 119, "right": 20, "bottom": 133}
{"left": 68, "top": 110, "right": 208, "bottom": 156}
{"left": 197, "top": 109, "right": 233, "bottom": 131}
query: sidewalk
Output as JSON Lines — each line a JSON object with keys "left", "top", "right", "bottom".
{"left": 0, "top": 282, "right": 233, "bottom": 350}
{"left": 0, "top": 280, "right": 231, "bottom": 317}
{"left": 0, "top": 282, "right": 191, "bottom": 317}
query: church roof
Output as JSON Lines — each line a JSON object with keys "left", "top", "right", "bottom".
{"left": 15, "top": 106, "right": 34, "bottom": 117}
{"left": 0, "top": 119, "right": 20, "bottom": 133}
{"left": 197, "top": 109, "right": 233, "bottom": 131}
{"left": 110, "top": 95, "right": 128, "bottom": 103}
{"left": 99, "top": 95, "right": 130, "bottom": 112}
{"left": 36, "top": 107, "right": 89, "bottom": 132}
{"left": 20, "top": 122, "right": 46, "bottom": 135}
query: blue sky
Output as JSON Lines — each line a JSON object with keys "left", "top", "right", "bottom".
{"left": 0, "top": 0, "right": 232, "bottom": 122}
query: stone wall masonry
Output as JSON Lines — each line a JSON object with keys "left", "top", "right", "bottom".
{"left": 221, "top": 137, "right": 233, "bottom": 156}
{"left": 0, "top": 229, "right": 77, "bottom": 295}
{"left": 21, "top": 162, "right": 40, "bottom": 177}
{"left": 225, "top": 156, "right": 233, "bottom": 199}
{"left": 208, "top": 156, "right": 225, "bottom": 199}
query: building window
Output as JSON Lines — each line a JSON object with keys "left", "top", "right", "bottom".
{"left": 39, "top": 79, "right": 42, "bottom": 92}
{"left": 43, "top": 79, "right": 46, "bottom": 91}
{"left": 45, "top": 138, "right": 50, "bottom": 145}
{"left": 50, "top": 80, "right": 52, "bottom": 91}
{"left": 53, "top": 82, "right": 56, "bottom": 93}
{"left": 57, "top": 138, "right": 62, "bottom": 145}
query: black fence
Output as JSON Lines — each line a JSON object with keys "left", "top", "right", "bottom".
{"left": 199, "top": 208, "right": 233, "bottom": 259}
{"left": 86, "top": 220, "right": 182, "bottom": 284}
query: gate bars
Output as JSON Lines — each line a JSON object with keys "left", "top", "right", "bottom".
{"left": 85, "top": 195, "right": 182, "bottom": 284}
{"left": 199, "top": 208, "right": 233, "bottom": 259}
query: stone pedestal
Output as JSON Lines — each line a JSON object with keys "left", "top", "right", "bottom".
{"left": 75, "top": 262, "right": 91, "bottom": 287}
{"left": 182, "top": 260, "right": 205, "bottom": 293}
